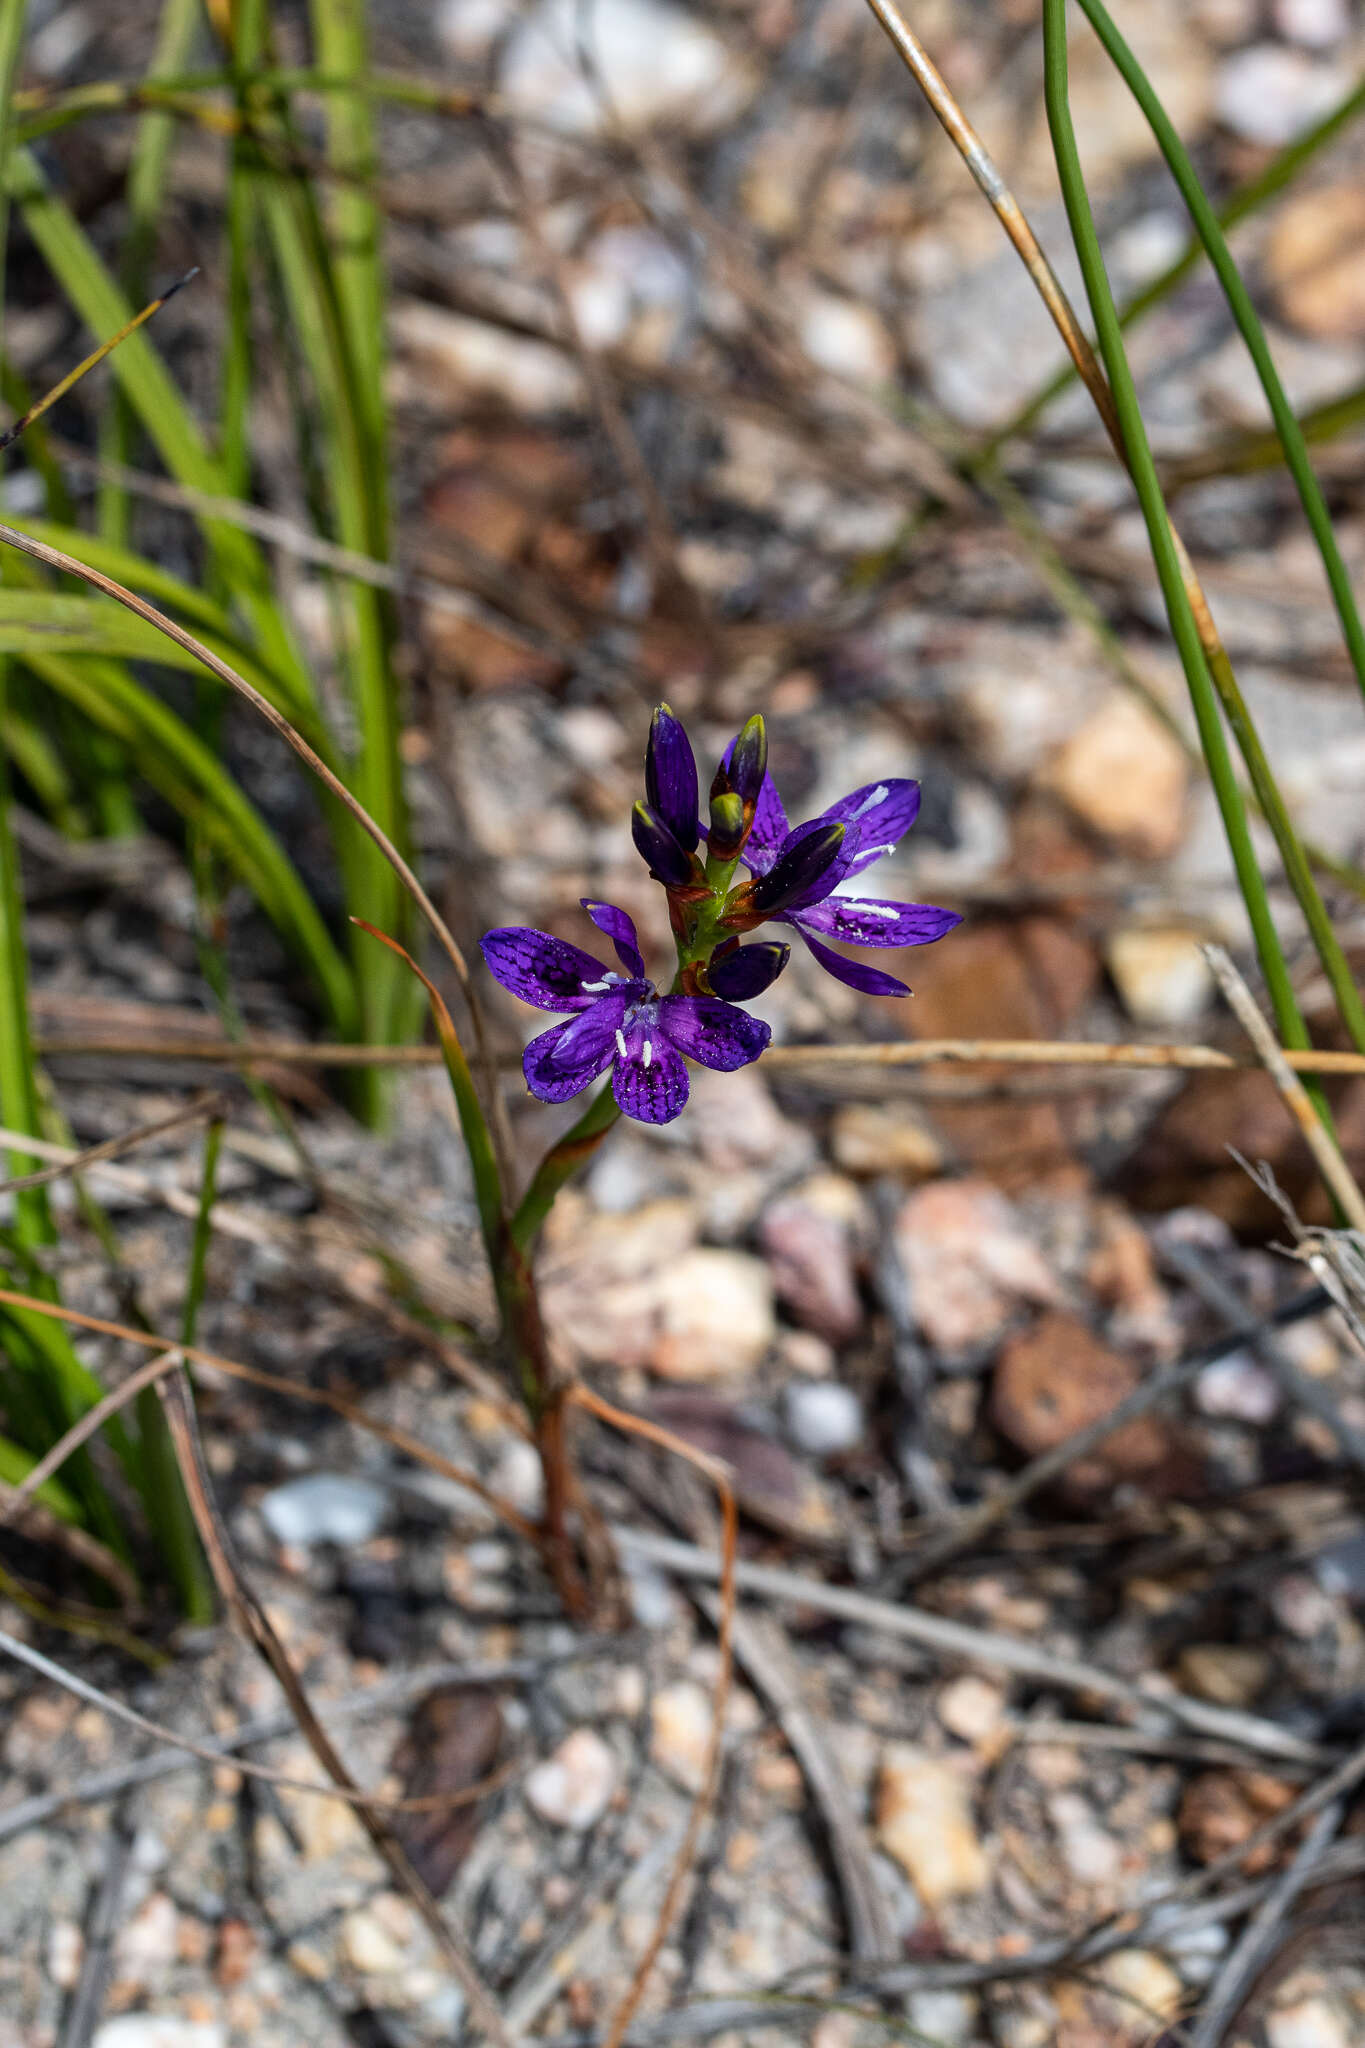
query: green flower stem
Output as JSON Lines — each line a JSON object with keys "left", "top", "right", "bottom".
{"left": 1041, "top": 0, "right": 1317, "bottom": 1079}
{"left": 1075, "top": 0, "right": 1365, "bottom": 707}
{"left": 510, "top": 1083, "right": 622, "bottom": 1260}
{"left": 985, "top": 69, "right": 1365, "bottom": 455}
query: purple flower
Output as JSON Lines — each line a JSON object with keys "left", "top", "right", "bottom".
{"left": 727, "top": 748, "right": 961, "bottom": 996}
{"left": 480, "top": 899, "right": 770, "bottom": 1124}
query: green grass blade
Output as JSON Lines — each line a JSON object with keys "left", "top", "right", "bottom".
{"left": 1040, "top": 0, "right": 1314, "bottom": 1072}
{"left": 19, "top": 644, "right": 357, "bottom": 1033}
{"left": 1075, "top": 0, "right": 1365, "bottom": 706}
{"left": 989, "top": 70, "right": 1365, "bottom": 453}
{"left": 0, "top": 1430, "right": 82, "bottom": 1522}
{"left": 5, "top": 145, "right": 316, "bottom": 711}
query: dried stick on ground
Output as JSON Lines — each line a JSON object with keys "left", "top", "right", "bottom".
{"left": 894, "top": 1282, "right": 1331, "bottom": 1586}
{"left": 1159, "top": 1236, "right": 1365, "bottom": 1473}
{"left": 570, "top": 1386, "right": 738, "bottom": 2048}
{"left": 0, "top": 1624, "right": 520, "bottom": 1816}
{"left": 1187, "top": 1798, "right": 1346, "bottom": 2048}
{"left": 614, "top": 1527, "right": 1325, "bottom": 1764}
{"left": 0, "top": 1284, "right": 537, "bottom": 1540}
{"left": 153, "top": 1367, "right": 515, "bottom": 2045}
{"left": 1205, "top": 943, "right": 1365, "bottom": 1231}
{"left": 55, "top": 1801, "right": 133, "bottom": 2048}
{"left": 0, "top": 1642, "right": 626, "bottom": 1848}
{"left": 30, "top": 1034, "right": 1365, "bottom": 1076}
{"left": 695, "top": 1596, "right": 892, "bottom": 1963}
{"left": 0, "top": 1091, "right": 227, "bottom": 1196}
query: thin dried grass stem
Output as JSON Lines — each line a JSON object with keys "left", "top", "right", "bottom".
{"left": 569, "top": 1384, "right": 738, "bottom": 2048}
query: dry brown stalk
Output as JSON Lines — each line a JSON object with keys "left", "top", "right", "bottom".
{"left": 28, "top": 1032, "right": 1365, "bottom": 1076}
{"left": 1205, "top": 944, "right": 1365, "bottom": 1232}
{"left": 0, "top": 1285, "right": 540, "bottom": 1544}
{"left": 0, "top": 1622, "right": 518, "bottom": 1815}
{"left": 0, "top": 1091, "right": 227, "bottom": 1196}
{"left": 569, "top": 1385, "right": 738, "bottom": 2048}
{"left": 0, "top": 520, "right": 514, "bottom": 1180}
{"left": 153, "top": 1367, "right": 514, "bottom": 2042}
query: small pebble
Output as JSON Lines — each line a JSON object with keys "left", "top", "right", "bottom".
{"left": 1267, "top": 1996, "right": 1353, "bottom": 2048}
{"left": 783, "top": 1381, "right": 863, "bottom": 1458}
{"left": 876, "top": 1745, "right": 988, "bottom": 1905}
{"left": 93, "top": 2024, "right": 226, "bottom": 2048}
{"left": 1215, "top": 44, "right": 1351, "bottom": 145}
{"left": 651, "top": 1680, "right": 714, "bottom": 1792}
{"left": 1196, "top": 1353, "right": 1280, "bottom": 1423}
{"left": 525, "top": 1729, "right": 617, "bottom": 1830}
{"left": 1273, "top": 0, "right": 1351, "bottom": 47}
{"left": 258, "top": 1473, "right": 388, "bottom": 1549}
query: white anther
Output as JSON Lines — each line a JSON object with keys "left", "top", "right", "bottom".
{"left": 615, "top": 1029, "right": 628, "bottom": 1059}
{"left": 642, "top": 1038, "right": 653, "bottom": 1068}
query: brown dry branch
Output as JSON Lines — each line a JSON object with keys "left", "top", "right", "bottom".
{"left": 0, "top": 1642, "right": 627, "bottom": 1848}
{"left": 1188, "top": 1798, "right": 1347, "bottom": 2048}
{"left": 153, "top": 1363, "right": 514, "bottom": 2043}
{"left": 1205, "top": 943, "right": 1365, "bottom": 1231}
{"left": 569, "top": 1385, "right": 738, "bottom": 2048}
{"left": 0, "top": 520, "right": 514, "bottom": 1178}
{"left": 614, "top": 1526, "right": 1326, "bottom": 1764}
{"left": 0, "top": 1347, "right": 183, "bottom": 1528}
{"left": 0, "top": 1091, "right": 227, "bottom": 1197}
{"left": 0, "top": 1284, "right": 540, "bottom": 1543}
{"left": 29, "top": 1032, "right": 1365, "bottom": 1077}
{"left": 0, "top": 1621, "right": 518, "bottom": 1816}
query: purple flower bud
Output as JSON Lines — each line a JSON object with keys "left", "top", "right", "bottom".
{"left": 632, "top": 800, "right": 694, "bottom": 886}
{"left": 708, "top": 789, "right": 745, "bottom": 862}
{"left": 707, "top": 939, "right": 789, "bottom": 1000}
{"left": 727, "top": 714, "right": 767, "bottom": 806}
{"left": 749, "top": 819, "right": 847, "bottom": 915}
{"left": 645, "top": 703, "right": 700, "bottom": 854}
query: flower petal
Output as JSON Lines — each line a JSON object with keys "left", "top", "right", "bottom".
{"left": 750, "top": 818, "right": 855, "bottom": 914}
{"left": 481, "top": 927, "right": 610, "bottom": 1011}
{"left": 523, "top": 1007, "right": 620, "bottom": 1102}
{"left": 794, "top": 926, "right": 911, "bottom": 997}
{"left": 580, "top": 898, "right": 646, "bottom": 977}
{"left": 658, "top": 994, "right": 771, "bottom": 1071}
{"left": 612, "top": 1028, "right": 689, "bottom": 1123}
{"left": 723, "top": 735, "right": 789, "bottom": 864}
{"left": 646, "top": 705, "right": 701, "bottom": 853}
{"left": 817, "top": 779, "right": 921, "bottom": 876}
{"left": 706, "top": 940, "right": 790, "bottom": 1001}
{"left": 794, "top": 895, "right": 962, "bottom": 949}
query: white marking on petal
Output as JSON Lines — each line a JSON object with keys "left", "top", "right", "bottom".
{"left": 615, "top": 1029, "right": 628, "bottom": 1059}
{"left": 847, "top": 902, "right": 899, "bottom": 921}
{"left": 849, "top": 784, "right": 889, "bottom": 821}
{"left": 581, "top": 978, "right": 613, "bottom": 993}
{"left": 643, "top": 1038, "right": 653, "bottom": 1068}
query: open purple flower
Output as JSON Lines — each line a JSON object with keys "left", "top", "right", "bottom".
{"left": 480, "top": 900, "right": 770, "bottom": 1124}
{"left": 727, "top": 749, "right": 961, "bottom": 996}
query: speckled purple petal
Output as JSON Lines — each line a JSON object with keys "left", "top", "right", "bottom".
{"left": 793, "top": 895, "right": 962, "bottom": 950}
{"left": 481, "top": 927, "right": 610, "bottom": 1011}
{"left": 816, "top": 780, "right": 921, "bottom": 876}
{"left": 794, "top": 925, "right": 911, "bottom": 997}
{"left": 580, "top": 899, "right": 646, "bottom": 977}
{"left": 658, "top": 994, "right": 771, "bottom": 1071}
{"left": 612, "top": 1025, "right": 689, "bottom": 1123}
{"left": 523, "top": 1008, "right": 621, "bottom": 1102}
